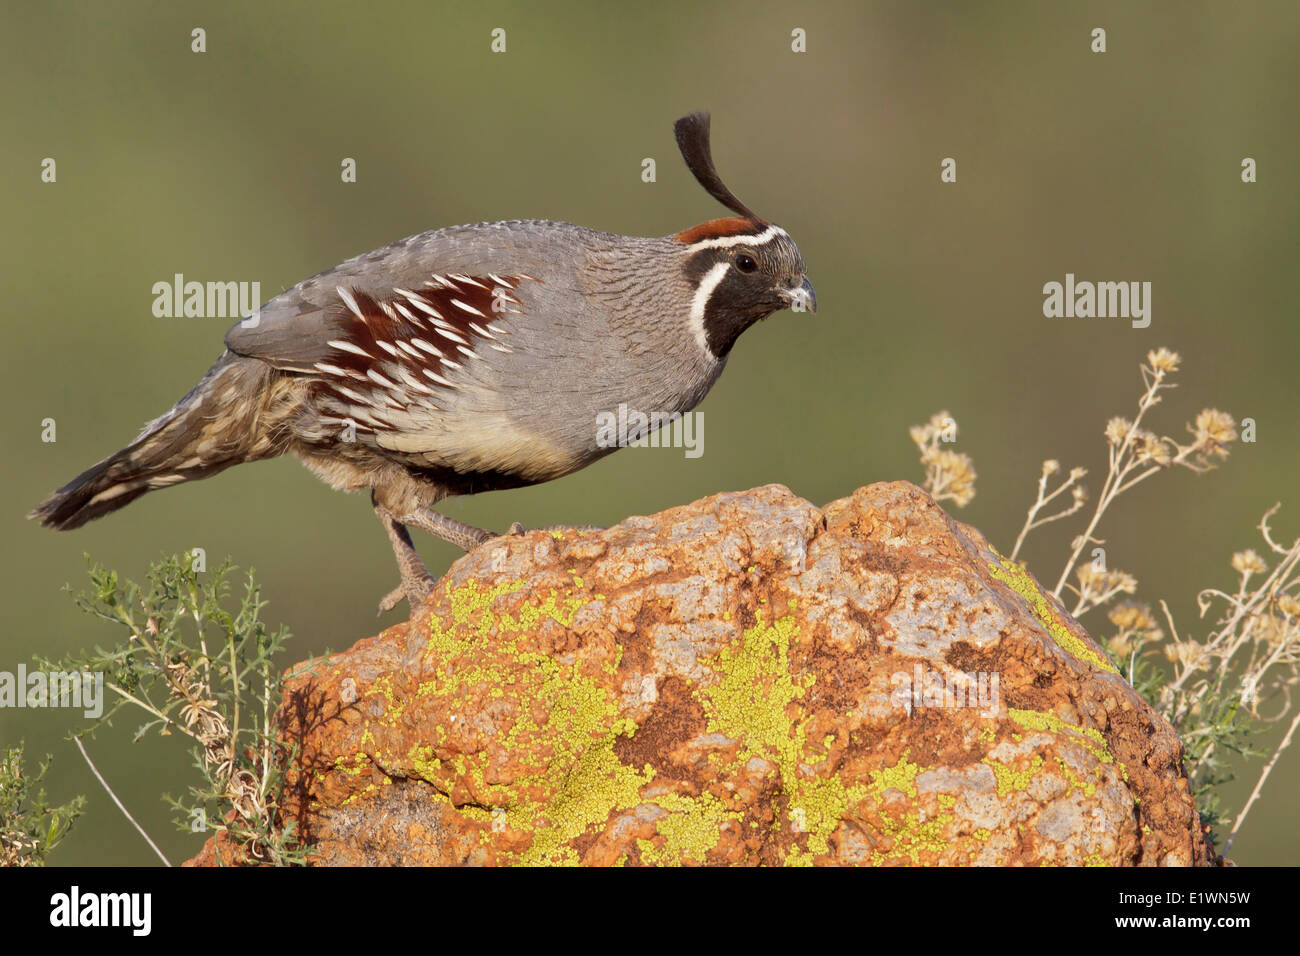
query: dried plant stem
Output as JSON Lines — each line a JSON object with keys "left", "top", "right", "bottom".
{"left": 75, "top": 736, "right": 171, "bottom": 867}
{"left": 1166, "top": 508, "right": 1298, "bottom": 705}
{"left": 1225, "top": 708, "right": 1300, "bottom": 855}
{"left": 1070, "top": 581, "right": 1126, "bottom": 618}
{"left": 1009, "top": 465, "right": 1086, "bottom": 563}
{"left": 1052, "top": 372, "right": 1166, "bottom": 598}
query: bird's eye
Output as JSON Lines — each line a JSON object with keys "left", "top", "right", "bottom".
{"left": 735, "top": 255, "right": 757, "bottom": 273}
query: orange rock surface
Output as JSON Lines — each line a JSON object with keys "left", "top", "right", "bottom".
{"left": 188, "top": 482, "right": 1217, "bottom": 866}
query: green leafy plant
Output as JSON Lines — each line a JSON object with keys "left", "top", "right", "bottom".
{"left": 0, "top": 743, "right": 85, "bottom": 866}
{"left": 40, "top": 554, "right": 312, "bottom": 865}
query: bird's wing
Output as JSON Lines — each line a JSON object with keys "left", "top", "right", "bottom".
{"left": 224, "top": 225, "right": 543, "bottom": 374}
{"left": 223, "top": 225, "right": 589, "bottom": 479}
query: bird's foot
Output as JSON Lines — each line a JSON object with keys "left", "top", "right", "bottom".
{"left": 374, "top": 506, "right": 603, "bottom": 615}
{"left": 373, "top": 496, "right": 441, "bottom": 616}
{"left": 376, "top": 570, "right": 436, "bottom": 616}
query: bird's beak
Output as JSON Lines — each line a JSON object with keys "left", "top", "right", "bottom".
{"left": 782, "top": 276, "right": 817, "bottom": 314}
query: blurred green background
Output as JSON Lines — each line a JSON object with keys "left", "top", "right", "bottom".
{"left": 3, "top": 1, "right": 1297, "bottom": 866}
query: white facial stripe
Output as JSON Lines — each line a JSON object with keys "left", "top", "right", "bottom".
{"left": 685, "top": 224, "right": 787, "bottom": 252}
{"left": 690, "top": 261, "right": 731, "bottom": 358}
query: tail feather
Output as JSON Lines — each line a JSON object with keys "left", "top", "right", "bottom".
{"left": 31, "top": 457, "right": 155, "bottom": 530}
{"left": 30, "top": 354, "right": 278, "bottom": 530}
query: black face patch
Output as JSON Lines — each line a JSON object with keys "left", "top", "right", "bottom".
{"left": 683, "top": 230, "right": 807, "bottom": 359}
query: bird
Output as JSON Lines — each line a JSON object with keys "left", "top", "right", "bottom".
{"left": 30, "top": 111, "right": 816, "bottom": 613}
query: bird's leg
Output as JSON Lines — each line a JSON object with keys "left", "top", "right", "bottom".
{"left": 374, "top": 505, "right": 497, "bottom": 614}
{"left": 403, "top": 507, "right": 605, "bottom": 544}
{"left": 377, "top": 506, "right": 605, "bottom": 614}
{"left": 373, "top": 497, "right": 436, "bottom": 615}
{"left": 400, "top": 507, "right": 499, "bottom": 550}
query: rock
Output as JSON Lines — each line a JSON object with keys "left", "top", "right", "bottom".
{"left": 187, "top": 481, "right": 1218, "bottom": 866}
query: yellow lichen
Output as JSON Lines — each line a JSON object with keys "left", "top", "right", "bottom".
{"left": 703, "top": 615, "right": 812, "bottom": 764}
{"left": 1008, "top": 708, "right": 1111, "bottom": 763}
{"left": 365, "top": 674, "right": 407, "bottom": 726}
{"left": 1005, "top": 707, "right": 1129, "bottom": 784}
{"left": 869, "top": 806, "right": 955, "bottom": 864}
{"left": 517, "top": 743, "right": 653, "bottom": 866}
{"left": 412, "top": 576, "right": 651, "bottom": 865}
{"left": 637, "top": 791, "right": 741, "bottom": 866}
{"left": 984, "top": 753, "right": 1046, "bottom": 796}
{"left": 987, "top": 555, "right": 1120, "bottom": 674}
{"left": 868, "top": 752, "right": 921, "bottom": 799}
{"left": 696, "top": 612, "right": 868, "bottom": 865}
{"left": 1053, "top": 756, "right": 1098, "bottom": 797}
{"left": 409, "top": 743, "right": 441, "bottom": 781}
{"left": 424, "top": 578, "right": 588, "bottom": 662}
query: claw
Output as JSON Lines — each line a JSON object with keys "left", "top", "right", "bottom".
{"left": 376, "top": 574, "right": 435, "bottom": 617}
{"left": 376, "top": 585, "right": 406, "bottom": 617}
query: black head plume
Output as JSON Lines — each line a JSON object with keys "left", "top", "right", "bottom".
{"left": 674, "top": 111, "right": 763, "bottom": 223}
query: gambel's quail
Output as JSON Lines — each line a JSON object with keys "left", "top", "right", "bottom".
{"left": 31, "top": 112, "right": 817, "bottom": 612}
